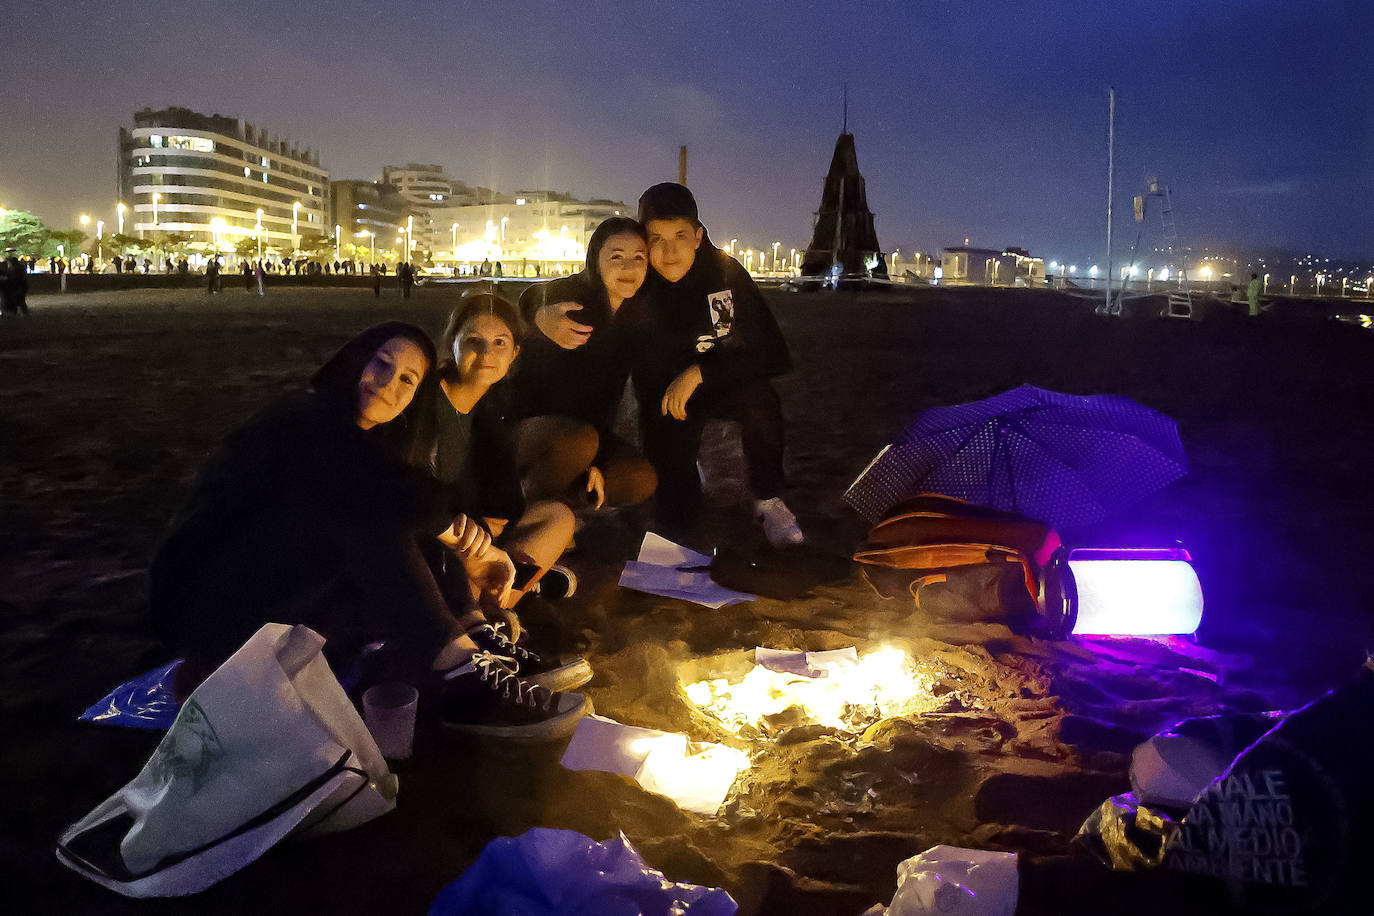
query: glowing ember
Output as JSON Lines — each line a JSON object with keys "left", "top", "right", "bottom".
{"left": 683, "top": 647, "right": 939, "bottom": 735}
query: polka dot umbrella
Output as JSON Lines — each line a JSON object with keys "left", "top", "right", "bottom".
{"left": 844, "top": 385, "right": 1188, "bottom": 529}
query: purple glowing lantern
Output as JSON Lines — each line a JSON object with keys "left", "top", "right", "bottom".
{"left": 1039, "top": 547, "right": 1203, "bottom": 638}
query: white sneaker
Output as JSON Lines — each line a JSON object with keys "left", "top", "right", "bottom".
{"left": 754, "top": 497, "right": 804, "bottom": 547}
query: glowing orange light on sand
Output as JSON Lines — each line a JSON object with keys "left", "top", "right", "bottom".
{"left": 683, "top": 647, "right": 938, "bottom": 736}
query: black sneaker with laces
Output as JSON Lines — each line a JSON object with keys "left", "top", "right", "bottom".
{"left": 467, "top": 623, "right": 593, "bottom": 693}
{"left": 439, "top": 651, "right": 590, "bottom": 740}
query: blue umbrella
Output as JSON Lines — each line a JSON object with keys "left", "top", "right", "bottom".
{"left": 844, "top": 385, "right": 1188, "bottom": 529}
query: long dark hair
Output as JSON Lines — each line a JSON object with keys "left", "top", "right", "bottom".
{"left": 584, "top": 216, "right": 647, "bottom": 298}
{"left": 309, "top": 321, "right": 438, "bottom": 466}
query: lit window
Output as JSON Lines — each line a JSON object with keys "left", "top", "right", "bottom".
{"left": 149, "top": 135, "right": 164, "bottom": 147}
{"left": 261, "top": 156, "right": 269, "bottom": 167}
{"left": 244, "top": 167, "right": 251, "bottom": 177}
{"left": 516, "top": 198, "right": 526, "bottom": 205}
{"left": 167, "top": 135, "right": 214, "bottom": 152}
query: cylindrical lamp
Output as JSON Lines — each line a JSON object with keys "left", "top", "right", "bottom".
{"left": 1039, "top": 547, "right": 1202, "bottom": 638}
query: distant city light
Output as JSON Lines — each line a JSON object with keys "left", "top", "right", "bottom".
{"left": 1089, "top": 265, "right": 1098, "bottom": 277}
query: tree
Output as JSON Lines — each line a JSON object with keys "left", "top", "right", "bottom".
{"left": 233, "top": 237, "right": 259, "bottom": 262}
{"left": 0, "top": 209, "right": 52, "bottom": 257}
{"left": 49, "top": 230, "right": 88, "bottom": 260}
{"left": 297, "top": 232, "right": 333, "bottom": 261}
{"left": 105, "top": 233, "right": 144, "bottom": 257}
{"left": 161, "top": 232, "right": 195, "bottom": 259}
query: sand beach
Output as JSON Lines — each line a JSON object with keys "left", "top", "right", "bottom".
{"left": 3, "top": 282, "right": 1373, "bottom": 914}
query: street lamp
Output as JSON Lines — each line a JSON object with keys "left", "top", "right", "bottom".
{"left": 210, "top": 217, "right": 225, "bottom": 255}
{"left": 451, "top": 221, "right": 459, "bottom": 256}
{"left": 772, "top": 241, "right": 780, "bottom": 272}
{"left": 406, "top": 215, "right": 414, "bottom": 261}
{"left": 500, "top": 216, "right": 509, "bottom": 241}
{"left": 728, "top": 238, "right": 737, "bottom": 256}
{"left": 151, "top": 193, "right": 161, "bottom": 228}
{"left": 116, "top": 201, "right": 127, "bottom": 235}
{"left": 255, "top": 208, "right": 265, "bottom": 261}
{"left": 334, "top": 224, "right": 341, "bottom": 260}
{"left": 292, "top": 201, "right": 301, "bottom": 247}
{"left": 96, "top": 219, "right": 104, "bottom": 265}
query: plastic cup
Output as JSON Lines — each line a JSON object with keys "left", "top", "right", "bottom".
{"left": 362, "top": 682, "right": 419, "bottom": 760}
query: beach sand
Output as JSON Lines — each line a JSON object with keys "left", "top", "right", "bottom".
{"left": 3, "top": 283, "right": 1373, "bottom": 914}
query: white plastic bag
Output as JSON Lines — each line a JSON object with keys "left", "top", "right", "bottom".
{"left": 56, "top": 623, "right": 397, "bottom": 897}
{"left": 886, "top": 845, "right": 1018, "bottom": 916}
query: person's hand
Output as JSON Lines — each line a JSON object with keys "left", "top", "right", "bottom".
{"left": 535, "top": 301, "right": 594, "bottom": 350}
{"left": 660, "top": 365, "right": 703, "bottom": 420}
{"left": 463, "top": 546, "right": 516, "bottom": 613}
{"left": 586, "top": 466, "right": 606, "bottom": 510}
{"left": 442, "top": 514, "right": 492, "bottom": 560}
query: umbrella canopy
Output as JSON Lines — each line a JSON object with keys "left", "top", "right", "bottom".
{"left": 844, "top": 385, "right": 1188, "bottom": 529}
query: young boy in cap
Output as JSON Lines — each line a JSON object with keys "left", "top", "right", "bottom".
{"left": 628, "top": 182, "right": 803, "bottom": 546}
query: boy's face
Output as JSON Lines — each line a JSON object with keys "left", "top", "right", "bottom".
{"left": 646, "top": 217, "right": 704, "bottom": 282}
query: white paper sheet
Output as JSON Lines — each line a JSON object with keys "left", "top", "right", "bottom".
{"left": 560, "top": 714, "right": 749, "bottom": 815}
{"left": 754, "top": 647, "right": 860, "bottom": 678}
{"left": 617, "top": 533, "right": 756, "bottom": 608}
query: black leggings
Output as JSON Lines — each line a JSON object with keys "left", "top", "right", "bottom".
{"left": 639, "top": 377, "right": 786, "bottom": 526}
{"left": 515, "top": 415, "right": 658, "bottom": 509}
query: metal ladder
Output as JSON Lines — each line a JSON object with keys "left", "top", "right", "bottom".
{"left": 1155, "top": 180, "right": 1193, "bottom": 318}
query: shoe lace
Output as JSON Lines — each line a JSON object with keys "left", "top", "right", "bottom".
{"left": 471, "top": 650, "right": 551, "bottom": 709}
{"left": 479, "top": 623, "right": 539, "bottom": 664}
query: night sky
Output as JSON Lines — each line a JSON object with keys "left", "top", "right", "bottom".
{"left": 2, "top": 0, "right": 1370, "bottom": 263}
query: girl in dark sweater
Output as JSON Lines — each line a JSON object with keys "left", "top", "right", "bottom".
{"left": 512, "top": 217, "right": 658, "bottom": 511}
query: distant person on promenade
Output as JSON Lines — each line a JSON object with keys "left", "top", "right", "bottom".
{"left": 206, "top": 256, "right": 221, "bottom": 294}
{"left": 627, "top": 182, "right": 802, "bottom": 547}
{"left": 514, "top": 218, "right": 658, "bottom": 514}
{"left": 494, "top": 261, "right": 504, "bottom": 277}
{"left": 399, "top": 261, "right": 414, "bottom": 299}
{"left": 372, "top": 264, "right": 382, "bottom": 298}
{"left": 1247, "top": 273, "right": 1262, "bottom": 317}
{"left": 255, "top": 260, "right": 266, "bottom": 296}
{"left": 243, "top": 260, "right": 253, "bottom": 291}
{"left": 2, "top": 251, "right": 30, "bottom": 316}
{"left": 480, "top": 257, "right": 492, "bottom": 277}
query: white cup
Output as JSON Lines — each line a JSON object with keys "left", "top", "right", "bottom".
{"left": 362, "top": 682, "right": 419, "bottom": 760}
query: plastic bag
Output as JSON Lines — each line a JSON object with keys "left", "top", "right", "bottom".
{"left": 1130, "top": 713, "right": 1277, "bottom": 809}
{"left": 1074, "top": 792, "right": 1181, "bottom": 870}
{"left": 886, "top": 845, "right": 1017, "bottom": 916}
{"left": 429, "top": 828, "right": 737, "bottom": 916}
{"left": 79, "top": 660, "right": 183, "bottom": 730}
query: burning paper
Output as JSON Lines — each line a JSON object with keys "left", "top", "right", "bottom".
{"left": 683, "top": 646, "right": 938, "bottom": 735}
{"left": 618, "top": 533, "right": 756, "bottom": 609}
{"left": 560, "top": 715, "right": 750, "bottom": 816}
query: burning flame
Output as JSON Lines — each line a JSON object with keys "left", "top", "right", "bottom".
{"left": 683, "top": 647, "right": 937, "bottom": 735}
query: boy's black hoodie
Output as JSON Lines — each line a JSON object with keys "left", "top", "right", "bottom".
{"left": 626, "top": 237, "right": 791, "bottom": 406}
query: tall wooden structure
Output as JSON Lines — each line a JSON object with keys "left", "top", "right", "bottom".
{"left": 800, "top": 132, "right": 886, "bottom": 279}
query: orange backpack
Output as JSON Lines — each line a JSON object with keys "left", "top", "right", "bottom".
{"left": 853, "top": 493, "right": 1060, "bottom": 610}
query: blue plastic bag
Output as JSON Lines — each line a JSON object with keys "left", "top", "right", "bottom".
{"left": 429, "top": 828, "right": 737, "bottom": 916}
{"left": 79, "top": 660, "right": 183, "bottom": 730}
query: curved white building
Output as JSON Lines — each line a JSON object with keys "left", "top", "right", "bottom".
{"left": 118, "top": 107, "right": 329, "bottom": 257}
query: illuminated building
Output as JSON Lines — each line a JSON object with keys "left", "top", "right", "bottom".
{"left": 940, "top": 245, "right": 1045, "bottom": 286}
{"left": 118, "top": 107, "right": 329, "bottom": 258}
{"left": 428, "top": 191, "right": 630, "bottom": 275}
{"left": 330, "top": 180, "right": 407, "bottom": 259}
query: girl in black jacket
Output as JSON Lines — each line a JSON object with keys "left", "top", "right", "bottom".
{"left": 512, "top": 217, "right": 658, "bottom": 512}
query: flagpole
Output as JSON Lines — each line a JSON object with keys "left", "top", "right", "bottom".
{"left": 1105, "top": 86, "right": 1115, "bottom": 315}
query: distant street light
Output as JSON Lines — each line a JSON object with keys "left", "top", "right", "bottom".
{"left": 152, "top": 193, "right": 161, "bottom": 228}
{"left": 292, "top": 201, "right": 302, "bottom": 247}
{"left": 335, "top": 224, "right": 342, "bottom": 260}
{"left": 96, "top": 219, "right": 104, "bottom": 265}
{"left": 451, "top": 221, "right": 460, "bottom": 256}
{"left": 116, "top": 201, "right": 127, "bottom": 234}
{"left": 407, "top": 215, "right": 414, "bottom": 261}
{"left": 772, "top": 241, "right": 780, "bottom": 272}
{"left": 500, "top": 216, "right": 509, "bottom": 242}
{"left": 80, "top": 214, "right": 90, "bottom": 228}
{"left": 728, "top": 238, "right": 737, "bottom": 256}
